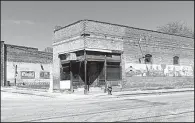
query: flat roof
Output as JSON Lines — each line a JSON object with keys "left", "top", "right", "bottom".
{"left": 5, "top": 43, "right": 53, "bottom": 55}
{"left": 6, "top": 44, "right": 38, "bottom": 51}
{"left": 54, "top": 19, "right": 194, "bottom": 39}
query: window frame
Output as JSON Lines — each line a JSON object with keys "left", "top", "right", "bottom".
{"left": 173, "top": 56, "right": 179, "bottom": 65}
{"left": 40, "top": 71, "right": 50, "bottom": 79}
{"left": 144, "top": 54, "right": 152, "bottom": 64}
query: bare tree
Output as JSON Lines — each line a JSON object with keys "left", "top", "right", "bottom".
{"left": 43, "top": 47, "right": 53, "bottom": 53}
{"left": 157, "top": 21, "right": 194, "bottom": 38}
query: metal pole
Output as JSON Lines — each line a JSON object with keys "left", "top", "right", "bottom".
{"left": 79, "top": 62, "right": 81, "bottom": 87}
{"left": 70, "top": 61, "right": 73, "bottom": 93}
{"left": 14, "top": 65, "right": 17, "bottom": 86}
{"left": 104, "top": 55, "right": 107, "bottom": 93}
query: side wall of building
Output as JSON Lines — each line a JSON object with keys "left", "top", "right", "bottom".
{"left": 54, "top": 21, "right": 84, "bottom": 43}
{"left": 84, "top": 20, "right": 194, "bottom": 90}
{"left": 4, "top": 44, "right": 53, "bottom": 88}
{"left": 123, "top": 25, "right": 194, "bottom": 90}
{"left": 7, "top": 62, "right": 52, "bottom": 84}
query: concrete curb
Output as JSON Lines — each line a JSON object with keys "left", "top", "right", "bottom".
{"left": 85, "top": 88, "right": 194, "bottom": 98}
{"left": 1, "top": 90, "right": 56, "bottom": 98}
{"left": 1, "top": 87, "right": 194, "bottom": 99}
{"left": 114, "top": 89, "right": 194, "bottom": 97}
{"left": 117, "top": 87, "right": 193, "bottom": 93}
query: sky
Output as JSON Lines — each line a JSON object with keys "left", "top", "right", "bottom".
{"left": 1, "top": 1, "right": 194, "bottom": 50}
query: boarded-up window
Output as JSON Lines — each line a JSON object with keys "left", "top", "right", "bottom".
{"left": 173, "top": 56, "right": 179, "bottom": 65}
{"left": 40, "top": 72, "right": 50, "bottom": 79}
{"left": 145, "top": 54, "right": 152, "bottom": 64}
{"left": 21, "top": 71, "right": 35, "bottom": 79}
{"left": 106, "top": 62, "right": 121, "bottom": 81}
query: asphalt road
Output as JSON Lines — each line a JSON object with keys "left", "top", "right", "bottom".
{"left": 1, "top": 91, "right": 194, "bottom": 122}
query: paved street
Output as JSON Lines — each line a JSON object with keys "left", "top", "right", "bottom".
{"left": 1, "top": 91, "right": 194, "bottom": 122}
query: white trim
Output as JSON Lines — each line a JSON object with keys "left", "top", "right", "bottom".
{"left": 85, "top": 48, "right": 112, "bottom": 53}
{"left": 58, "top": 48, "right": 84, "bottom": 55}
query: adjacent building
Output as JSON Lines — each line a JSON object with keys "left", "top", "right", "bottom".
{"left": 0, "top": 41, "right": 52, "bottom": 89}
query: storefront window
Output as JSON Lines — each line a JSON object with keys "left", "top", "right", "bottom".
{"left": 60, "top": 63, "right": 70, "bottom": 80}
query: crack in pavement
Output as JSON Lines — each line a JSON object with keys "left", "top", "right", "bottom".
{"left": 118, "top": 110, "right": 194, "bottom": 122}
{"left": 22, "top": 103, "right": 165, "bottom": 122}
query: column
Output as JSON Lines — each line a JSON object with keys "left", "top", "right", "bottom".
{"left": 70, "top": 61, "right": 73, "bottom": 93}
{"left": 84, "top": 50, "right": 88, "bottom": 94}
{"left": 1, "top": 41, "right": 5, "bottom": 86}
{"left": 104, "top": 54, "right": 107, "bottom": 93}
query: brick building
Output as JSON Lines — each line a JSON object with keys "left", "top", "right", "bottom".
{"left": 0, "top": 41, "right": 52, "bottom": 88}
{"left": 51, "top": 20, "right": 194, "bottom": 93}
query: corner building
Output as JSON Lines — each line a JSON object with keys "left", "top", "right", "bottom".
{"left": 52, "top": 20, "right": 194, "bottom": 92}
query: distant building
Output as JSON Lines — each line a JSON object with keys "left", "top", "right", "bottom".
{"left": 43, "top": 47, "right": 53, "bottom": 53}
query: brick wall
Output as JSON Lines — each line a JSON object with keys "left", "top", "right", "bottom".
{"left": 53, "top": 37, "right": 85, "bottom": 53}
{"left": 85, "top": 36, "right": 123, "bottom": 51}
{"left": 6, "top": 44, "right": 53, "bottom": 64}
{"left": 122, "top": 77, "right": 194, "bottom": 91}
{"left": 85, "top": 20, "right": 125, "bottom": 37}
{"left": 123, "top": 27, "right": 194, "bottom": 66}
{"left": 53, "top": 20, "right": 84, "bottom": 43}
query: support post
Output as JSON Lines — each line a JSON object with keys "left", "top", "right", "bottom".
{"left": 49, "top": 68, "right": 53, "bottom": 92}
{"left": 84, "top": 50, "right": 88, "bottom": 94}
{"left": 14, "top": 65, "right": 17, "bottom": 86}
{"left": 79, "top": 62, "right": 81, "bottom": 87}
{"left": 70, "top": 61, "right": 73, "bottom": 93}
{"left": 104, "top": 55, "right": 107, "bottom": 93}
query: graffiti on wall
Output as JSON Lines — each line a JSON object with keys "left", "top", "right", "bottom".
{"left": 21, "top": 71, "right": 35, "bottom": 79}
{"left": 40, "top": 72, "right": 50, "bottom": 79}
{"left": 125, "top": 63, "right": 194, "bottom": 77}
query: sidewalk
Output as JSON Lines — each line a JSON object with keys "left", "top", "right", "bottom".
{"left": 1, "top": 86, "right": 194, "bottom": 100}
{"left": 1, "top": 87, "right": 57, "bottom": 98}
{"left": 112, "top": 88, "right": 194, "bottom": 96}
